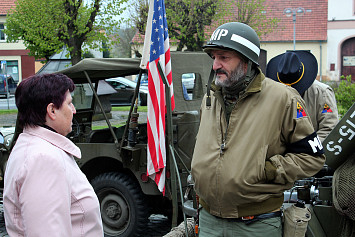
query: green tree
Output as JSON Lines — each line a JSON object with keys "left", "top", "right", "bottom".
{"left": 111, "top": 26, "right": 137, "bottom": 58}
{"left": 230, "top": 0, "right": 279, "bottom": 38}
{"left": 132, "top": 0, "right": 279, "bottom": 51}
{"left": 5, "top": 0, "right": 127, "bottom": 65}
{"left": 133, "top": 0, "right": 222, "bottom": 51}
{"left": 335, "top": 75, "right": 355, "bottom": 117}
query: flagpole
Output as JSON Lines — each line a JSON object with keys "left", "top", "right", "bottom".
{"left": 139, "top": 0, "right": 187, "bottom": 232}
{"left": 157, "top": 62, "right": 187, "bottom": 231}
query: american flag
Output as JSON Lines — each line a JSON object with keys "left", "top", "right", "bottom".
{"left": 140, "top": 0, "right": 175, "bottom": 194}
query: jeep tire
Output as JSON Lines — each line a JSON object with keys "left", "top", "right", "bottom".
{"left": 91, "top": 172, "right": 149, "bottom": 237}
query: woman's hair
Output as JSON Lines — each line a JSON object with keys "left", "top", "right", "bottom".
{"left": 15, "top": 73, "right": 75, "bottom": 127}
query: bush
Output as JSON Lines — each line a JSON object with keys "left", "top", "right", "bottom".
{"left": 334, "top": 75, "right": 355, "bottom": 117}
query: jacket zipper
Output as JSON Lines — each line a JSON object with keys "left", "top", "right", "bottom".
{"left": 220, "top": 92, "right": 250, "bottom": 154}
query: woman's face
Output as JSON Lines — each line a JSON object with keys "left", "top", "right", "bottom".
{"left": 55, "top": 90, "right": 76, "bottom": 136}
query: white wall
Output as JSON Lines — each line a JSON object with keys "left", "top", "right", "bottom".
{"left": 328, "top": 0, "right": 355, "bottom": 21}
{"left": 262, "top": 42, "right": 328, "bottom": 81}
{"left": 327, "top": 28, "right": 355, "bottom": 80}
{"left": 0, "top": 16, "right": 26, "bottom": 50}
{"left": 327, "top": 0, "right": 355, "bottom": 81}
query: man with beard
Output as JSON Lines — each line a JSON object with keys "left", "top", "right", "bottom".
{"left": 191, "top": 22, "right": 326, "bottom": 236}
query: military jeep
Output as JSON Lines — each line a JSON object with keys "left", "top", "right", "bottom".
{"left": 0, "top": 50, "right": 271, "bottom": 236}
{"left": 0, "top": 52, "right": 211, "bottom": 237}
{"left": 48, "top": 52, "right": 212, "bottom": 237}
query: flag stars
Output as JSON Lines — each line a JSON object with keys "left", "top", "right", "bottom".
{"left": 143, "top": 0, "right": 174, "bottom": 194}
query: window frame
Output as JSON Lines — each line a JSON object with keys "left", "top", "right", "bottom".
{"left": 0, "top": 23, "right": 6, "bottom": 42}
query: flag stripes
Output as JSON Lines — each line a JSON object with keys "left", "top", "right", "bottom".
{"left": 140, "top": 0, "right": 174, "bottom": 194}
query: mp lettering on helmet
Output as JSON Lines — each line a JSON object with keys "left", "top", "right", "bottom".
{"left": 210, "top": 28, "right": 229, "bottom": 41}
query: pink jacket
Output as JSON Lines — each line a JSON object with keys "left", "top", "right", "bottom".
{"left": 4, "top": 126, "right": 103, "bottom": 237}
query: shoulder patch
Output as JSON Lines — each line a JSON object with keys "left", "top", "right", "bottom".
{"left": 322, "top": 103, "right": 333, "bottom": 113}
{"left": 297, "top": 102, "right": 307, "bottom": 118}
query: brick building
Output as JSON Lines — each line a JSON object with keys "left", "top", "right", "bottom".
{"left": 0, "top": 0, "right": 35, "bottom": 83}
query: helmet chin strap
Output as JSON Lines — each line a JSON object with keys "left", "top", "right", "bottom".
{"left": 245, "top": 60, "right": 253, "bottom": 82}
{"left": 206, "top": 67, "right": 215, "bottom": 107}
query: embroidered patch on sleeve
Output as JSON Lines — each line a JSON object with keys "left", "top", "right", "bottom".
{"left": 322, "top": 103, "right": 333, "bottom": 113}
{"left": 297, "top": 102, "right": 307, "bottom": 118}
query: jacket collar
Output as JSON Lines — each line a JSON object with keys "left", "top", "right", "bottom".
{"left": 23, "top": 126, "right": 81, "bottom": 159}
{"left": 246, "top": 68, "right": 264, "bottom": 93}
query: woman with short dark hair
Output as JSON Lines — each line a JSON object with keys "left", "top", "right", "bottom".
{"left": 3, "top": 73, "right": 104, "bottom": 236}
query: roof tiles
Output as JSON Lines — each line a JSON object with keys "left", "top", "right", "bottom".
{"left": 0, "top": 0, "right": 16, "bottom": 16}
{"left": 262, "top": 0, "right": 327, "bottom": 42}
{"left": 132, "top": 0, "right": 327, "bottom": 44}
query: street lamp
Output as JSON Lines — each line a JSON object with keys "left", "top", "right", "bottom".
{"left": 283, "top": 7, "right": 305, "bottom": 50}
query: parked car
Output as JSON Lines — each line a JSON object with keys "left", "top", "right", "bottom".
{"left": 0, "top": 75, "right": 17, "bottom": 98}
{"left": 135, "top": 73, "right": 148, "bottom": 86}
{"left": 106, "top": 77, "right": 148, "bottom": 106}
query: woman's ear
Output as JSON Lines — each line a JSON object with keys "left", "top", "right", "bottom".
{"left": 46, "top": 103, "right": 56, "bottom": 121}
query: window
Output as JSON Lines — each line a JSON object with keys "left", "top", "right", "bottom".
{"left": 0, "top": 60, "right": 19, "bottom": 83}
{"left": 181, "top": 73, "right": 203, "bottom": 101}
{"left": 72, "top": 84, "right": 93, "bottom": 110}
{"left": 0, "top": 23, "right": 5, "bottom": 41}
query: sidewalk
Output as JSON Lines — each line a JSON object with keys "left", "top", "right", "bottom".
{"left": 0, "top": 113, "right": 16, "bottom": 127}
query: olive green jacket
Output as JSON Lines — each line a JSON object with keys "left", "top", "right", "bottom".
{"left": 191, "top": 70, "right": 325, "bottom": 218}
{"left": 303, "top": 80, "right": 339, "bottom": 142}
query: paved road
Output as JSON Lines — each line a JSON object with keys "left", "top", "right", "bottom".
{"left": 0, "top": 96, "right": 16, "bottom": 110}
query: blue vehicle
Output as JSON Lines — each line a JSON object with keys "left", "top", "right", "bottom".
{"left": 135, "top": 73, "right": 148, "bottom": 86}
{"left": 0, "top": 75, "right": 17, "bottom": 98}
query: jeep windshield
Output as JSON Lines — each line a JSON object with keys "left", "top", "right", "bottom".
{"left": 72, "top": 83, "right": 93, "bottom": 110}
